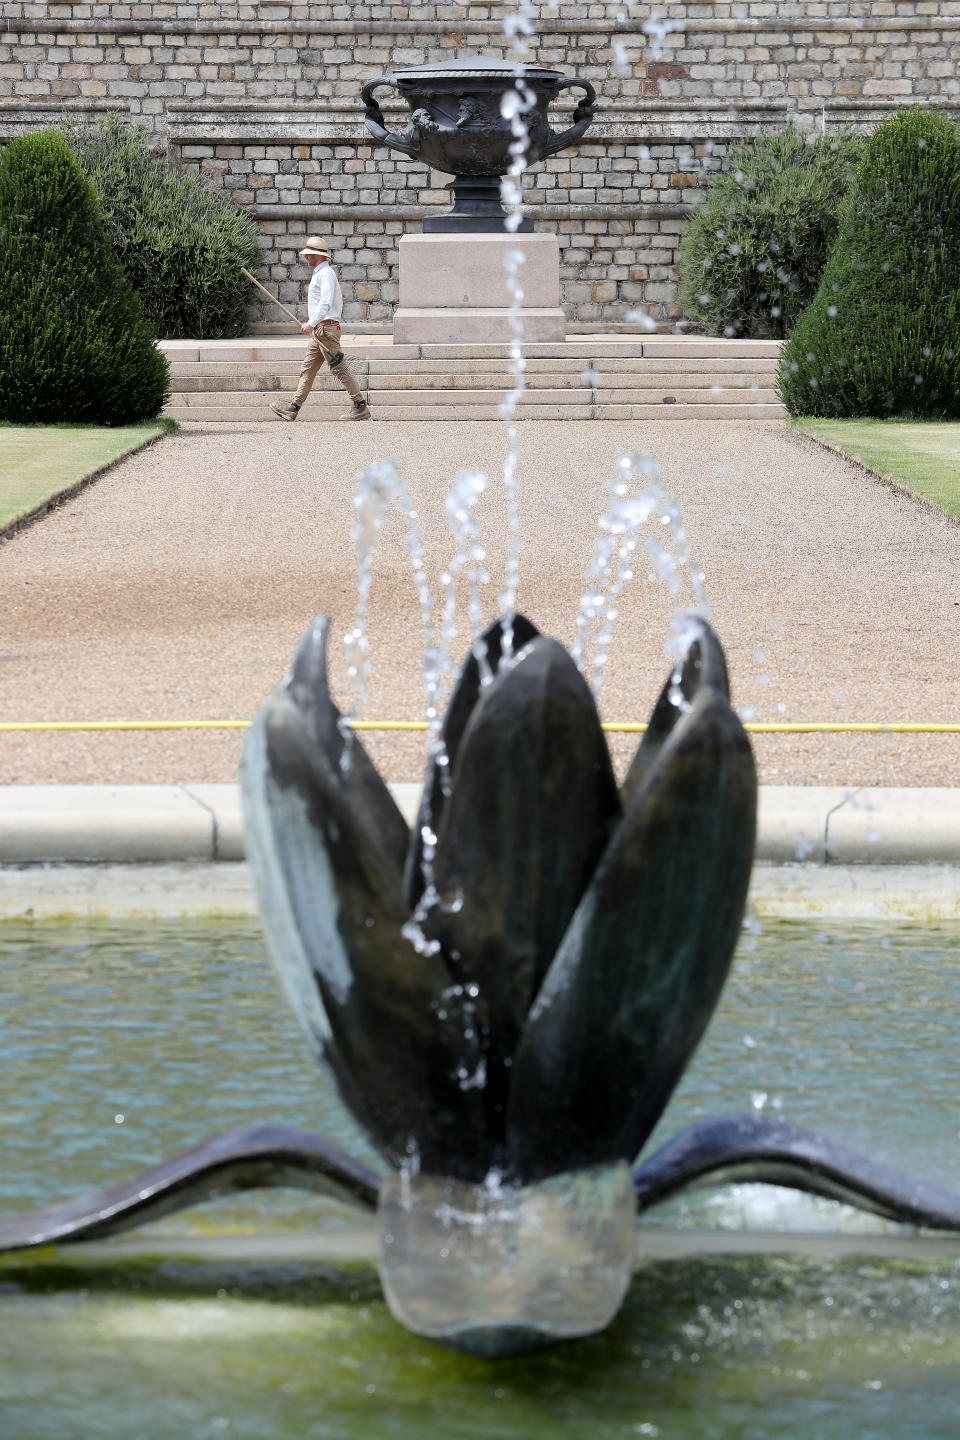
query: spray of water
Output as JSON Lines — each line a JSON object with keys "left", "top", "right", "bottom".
{"left": 345, "top": 462, "right": 492, "bottom": 951}
{"left": 573, "top": 451, "right": 709, "bottom": 697}
{"left": 427, "top": 466, "right": 492, "bottom": 794}
{"left": 496, "top": 0, "right": 539, "bottom": 659}
{"left": 441, "top": 469, "right": 493, "bottom": 691}
{"left": 342, "top": 461, "right": 435, "bottom": 767}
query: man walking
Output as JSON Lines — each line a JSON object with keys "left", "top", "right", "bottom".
{"left": 270, "top": 236, "right": 371, "bottom": 422}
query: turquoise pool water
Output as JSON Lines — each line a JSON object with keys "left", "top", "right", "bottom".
{"left": 1, "top": 916, "right": 959, "bottom": 1437}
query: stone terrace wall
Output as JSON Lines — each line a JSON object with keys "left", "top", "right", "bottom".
{"left": 2, "top": 2, "right": 959, "bottom": 329}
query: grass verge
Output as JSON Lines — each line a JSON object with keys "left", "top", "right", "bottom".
{"left": 0, "top": 419, "right": 176, "bottom": 534}
{"left": 793, "top": 419, "right": 960, "bottom": 521}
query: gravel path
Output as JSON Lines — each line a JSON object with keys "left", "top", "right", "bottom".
{"left": 1, "top": 418, "right": 958, "bottom": 788}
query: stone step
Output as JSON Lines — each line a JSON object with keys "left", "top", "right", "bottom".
{"left": 171, "top": 387, "right": 592, "bottom": 408}
{"left": 160, "top": 335, "right": 785, "bottom": 421}
{"left": 167, "top": 385, "right": 782, "bottom": 410}
{"left": 167, "top": 372, "right": 780, "bottom": 396}
{"left": 165, "top": 400, "right": 785, "bottom": 423}
{"left": 406, "top": 339, "right": 783, "bottom": 360}
{"left": 159, "top": 337, "right": 784, "bottom": 365}
{"left": 166, "top": 356, "right": 780, "bottom": 380}
{"left": 599, "top": 386, "right": 780, "bottom": 403}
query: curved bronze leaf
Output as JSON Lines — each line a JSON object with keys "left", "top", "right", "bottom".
{"left": 0, "top": 1125, "right": 380, "bottom": 1253}
{"left": 507, "top": 681, "right": 756, "bottom": 1183}
{"left": 634, "top": 1114, "right": 960, "bottom": 1231}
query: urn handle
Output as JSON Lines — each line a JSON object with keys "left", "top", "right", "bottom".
{"left": 361, "top": 78, "right": 419, "bottom": 158}
{"left": 542, "top": 78, "right": 599, "bottom": 159}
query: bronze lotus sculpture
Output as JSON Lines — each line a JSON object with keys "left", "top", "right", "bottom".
{"left": 6, "top": 615, "right": 960, "bottom": 1356}
{"left": 361, "top": 55, "right": 597, "bottom": 231}
{"left": 243, "top": 613, "right": 757, "bottom": 1188}
{"left": 240, "top": 611, "right": 756, "bottom": 1352}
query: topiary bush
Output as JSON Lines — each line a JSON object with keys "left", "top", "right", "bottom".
{"left": 63, "top": 113, "right": 261, "bottom": 339}
{"left": 779, "top": 108, "right": 960, "bottom": 418}
{"left": 678, "top": 122, "right": 862, "bottom": 339}
{"left": 0, "top": 129, "right": 169, "bottom": 425}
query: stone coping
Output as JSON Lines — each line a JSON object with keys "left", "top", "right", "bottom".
{"left": 24, "top": 1226, "right": 960, "bottom": 1268}
{"left": 249, "top": 204, "right": 692, "bottom": 224}
{"left": 0, "top": 99, "right": 913, "bottom": 147}
{"left": 164, "top": 98, "right": 794, "bottom": 115}
{"left": 162, "top": 106, "right": 791, "bottom": 144}
{"left": 0, "top": 784, "right": 957, "bottom": 867}
{"left": 1, "top": 860, "right": 957, "bottom": 923}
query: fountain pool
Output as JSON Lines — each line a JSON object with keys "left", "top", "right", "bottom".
{"left": 2, "top": 914, "right": 960, "bottom": 1436}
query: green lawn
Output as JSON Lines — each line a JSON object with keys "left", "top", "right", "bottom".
{"left": 794, "top": 419, "right": 960, "bottom": 521}
{"left": 0, "top": 420, "right": 174, "bottom": 532}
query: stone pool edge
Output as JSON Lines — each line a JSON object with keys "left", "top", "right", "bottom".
{"left": 0, "top": 783, "right": 957, "bottom": 920}
{"left": 1, "top": 782, "right": 958, "bottom": 865}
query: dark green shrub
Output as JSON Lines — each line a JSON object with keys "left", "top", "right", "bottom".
{"left": 0, "top": 130, "right": 169, "bottom": 425}
{"left": 63, "top": 113, "right": 261, "bottom": 339}
{"left": 779, "top": 108, "right": 960, "bottom": 418}
{"left": 678, "top": 122, "right": 862, "bottom": 339}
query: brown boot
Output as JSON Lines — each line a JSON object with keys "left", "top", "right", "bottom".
{"left": 341, "top": 396, "right": 371, "bottom": 421}
{"left": 270, "top": 400, "right": 300, "bottom": 421}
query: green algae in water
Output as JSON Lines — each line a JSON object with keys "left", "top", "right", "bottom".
{"left": 3, "top": 1253, "right": 960, "bottom": 1438}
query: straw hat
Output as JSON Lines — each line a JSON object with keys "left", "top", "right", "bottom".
{"left": 299, "top": 235, "right": 330, "bottom": 257}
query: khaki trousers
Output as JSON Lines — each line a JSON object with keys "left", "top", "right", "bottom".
{"left": 294, "top": 321, "right": 364, "bottom": 406}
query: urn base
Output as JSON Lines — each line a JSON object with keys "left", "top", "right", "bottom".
{"left": 423, "top": 175, "right": 534, "bottom": 234}
{"left": 377, "top": 1162, "right": 637, "bottom": 1357}
{"left": 393, "top": 232, "right": 566, "bottom": 344}
{"left": 423, "top": 214, "right": 534, "bottom": 234}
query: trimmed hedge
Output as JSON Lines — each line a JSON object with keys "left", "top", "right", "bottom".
{"left": 63, "top": 113, "right": 261, "bottom": 339}
{"left": 679, "top": 122, "right": 862, "bottom": 339}
{"left": 779, "top": 108, "right": 960, "bottom": 418}
{"left": 0, "top": 130, "right": 169, "bottom": 425}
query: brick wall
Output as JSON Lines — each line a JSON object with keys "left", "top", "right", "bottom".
{"left": 2, "top": 3, "right": 959, "bottom": 329}
{"left": 170, "top": 118, "right": 751, "bottom": 327}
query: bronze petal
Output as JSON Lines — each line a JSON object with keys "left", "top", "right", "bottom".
{"left": 404, "top": 613, "right": 540, "bottom": 910}
{"left": 287, "top": 615, "right": 409, "bottom": 880}
{"left": 241, "top": 689, "right": 489, "bottom": 1180}
{"left": 620, "top": 617, "right": 731, "bottom": 813}
{"left": 420, "top": 636, "right": 621, "bottom": 1156}
{"left": 507, "top": 676, "right": 756, "bottom": 1183}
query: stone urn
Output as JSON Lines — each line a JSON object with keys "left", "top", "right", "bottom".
{"left": 361, "top": 54, "right": 597, "bottom": 232}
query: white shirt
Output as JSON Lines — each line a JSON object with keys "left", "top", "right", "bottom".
{"left": 307, "top": 263, "right": 343, "bottom": 326}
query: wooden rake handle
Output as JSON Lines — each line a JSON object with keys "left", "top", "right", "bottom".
{"left": 241, "top": 267, "right": 303, "bottom": 327}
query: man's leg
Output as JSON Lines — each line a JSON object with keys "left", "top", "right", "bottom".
{"left": 316, "top": 324, "right": 371, "bottom": 420}
{"left": 270, "top": 335, "right": 325, "bottom": 420}
{"left": 294, "top": 335, "right": 327, "bottom": 407}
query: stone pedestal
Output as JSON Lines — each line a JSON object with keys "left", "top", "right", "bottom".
{"left": 393, "top": 232, "right": 566, "bottom": 344}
